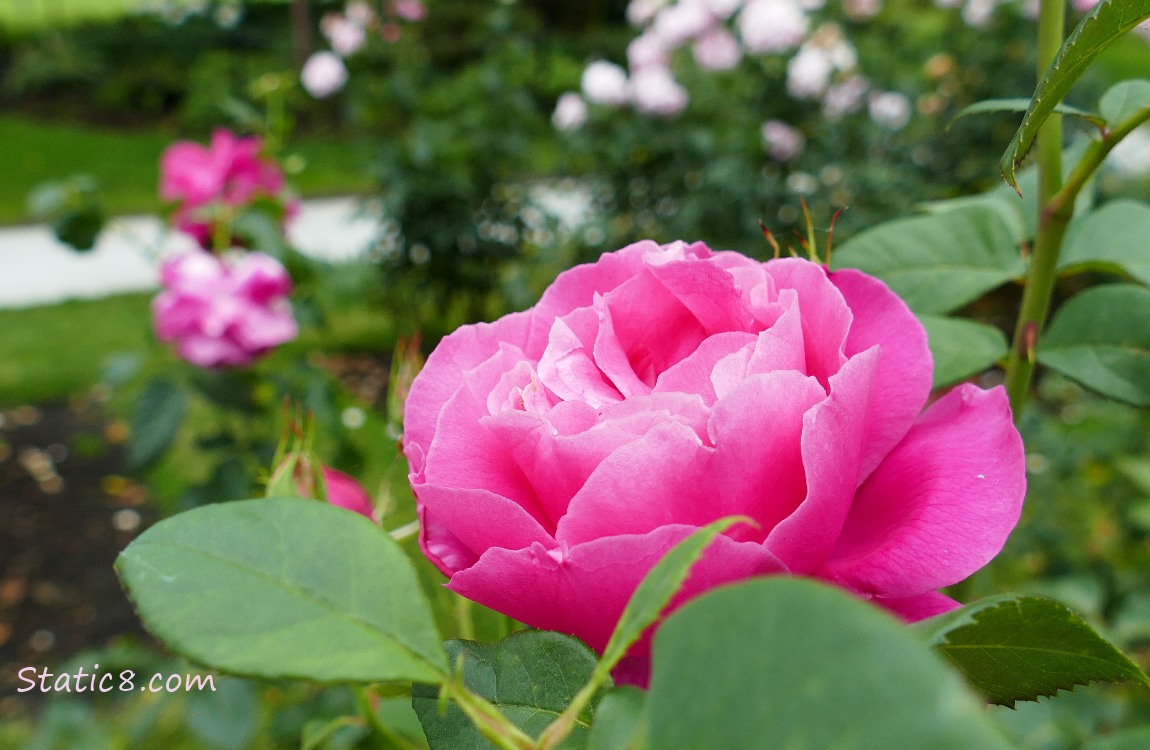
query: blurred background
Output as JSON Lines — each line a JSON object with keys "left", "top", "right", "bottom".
{"left": 2, "top": 0, "right": 1150, "bottom": 747}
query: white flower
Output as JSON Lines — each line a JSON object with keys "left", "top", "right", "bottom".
{"left": 653, "top": 2, "right": 715, "bottom": 46}
{"left": 582, "top": 60, "right": 631, "bottom": 107}
{"left": 631, "top": 66, "right": 689, "bottom": 116}
{"left": 786, "top": 46, "right": 834, "bottom": 99}
{"left": 823, "top": 74, "right": 869, "bottom": 118}
{"left": 324, "top": 15, "right": 367, "bottom": 57}
{"left": 738, "top": 0, "right": 809, "bottom": 54}
{"left": 301, "top": 51, "right": 348, "bottom": 98}
{"left": 693, "top": 27, "right": 743, "bottom": 70}
{"left": 843, "top": 0, "right": 883, "bottom": 20}
{"left": 552, "top": 93, "right": 589, "bottom": 131}
{"left": 868, "top": 90, "right": 913, "bottom": 130}
{"left": 628, "top": 0, "right": 668, "bottom": 25}
{"left": 962, "top": 0, "right": 998, "bottom": 27}
{"left": 761, "top": 120, "right": 805, "bottom": 161}
{"left": 345, "top": 0, "right": 376, "bottom": 25}
{"left": 700, "top": 0, "right": 744, "bottom": 19}
{"left": 629, "top": 32, "right": 670, "bottom": 70}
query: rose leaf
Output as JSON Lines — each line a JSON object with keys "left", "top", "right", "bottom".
{"left": 116, "top": 497, "right": 448, "bottom": 684}
{"left": 1036, "top": 284, "right": 1150, "bottom": 407}
{"left": 916, "top": 594, "right": 1150, "bottom": 707}
{"left": 412, "top": 631, "right": 599, "bottom": 750}
{"left": 646, "top": 578, "right": 1015, "bottom": 750}
{"left": 920, "top": 314, "right": 1009, "bottom": 388}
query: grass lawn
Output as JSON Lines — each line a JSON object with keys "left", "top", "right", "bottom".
{"left": 0, "top": 114, "right": 378, "bottom": 225}
{"left": 0, "top": 294, "right": 155, "bottom": 406}
{"left": 0, "top": 0, "right": 290, "bottom": 32}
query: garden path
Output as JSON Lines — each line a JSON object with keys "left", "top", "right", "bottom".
{"left": 0, "top": 197, "right": 383, "bottom": 309}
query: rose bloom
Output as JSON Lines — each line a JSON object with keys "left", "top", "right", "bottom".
{"left": 405, "top": 240, "right": 1025, "bottom": 685}
{"left": 761, "top": 119, "right": 806, "bottom": 161}
{"left": 868, "top": 90, "right": 913, "bottom": 131}
{"left": 153, "top": 250, "right": 297, "bottom": 368}
{"left": 693, "top": 27, "right": 743, "bottom": 71}
{"left": 160, "top": 129, "right": 288, "bottom": 246}
{"left": 738, "top": 0, "right": 809, "bottom": 54}
{"left": 301, "top": 50, "right": 349, "bottom": 98}
{"left": 581, "top": 60, "right": 631, "bottom": 107}
{"left": 628, "top": 32, "right": 670, "bottom": 71}
{"left": 552, "top": 92, "right": 589, "bottom": 132}
{"left": 630, "top": 66, "right": 689, "bottom": 116}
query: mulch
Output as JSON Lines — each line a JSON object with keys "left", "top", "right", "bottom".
{"left": 0, "top": 397, "right": 154, "bottom": 718}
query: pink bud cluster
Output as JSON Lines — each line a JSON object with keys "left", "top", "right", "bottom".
{"left": 301, "top": 0, "right": 427, "bottom": 98}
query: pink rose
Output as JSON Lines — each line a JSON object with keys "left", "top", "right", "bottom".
{"left": 153, "top": 250, "right": 297, "bottom": 368}
{"left": 323, "top": 467, "right": 376, "bottom": 519}
{"left": 159, "top": 129, "right": 289, "bottom": 245}
{"left": 404, "top": 240, "right": 1025, "bottom": 685}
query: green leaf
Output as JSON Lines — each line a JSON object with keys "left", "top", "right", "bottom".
{"left": 587, "top": 688, "right": 646, "bottom": 750}
{"left": 301, "top": 717, "right": 368, "bottom": 750}
{"left": 1082, "top": 728, "right": 1150, "bottom": 750}
{"left": 116, "top": 498, "right": 448, "bottom": 684}
{"left": 599, "top": 517, "right": 750, "bottom": 674}
{"left": 645, "top": 578, "right": 1014, "bottom": 750}
{"left": 918, "top": 595, "right": 1150, "bottom": 707}
{"left": 1000, "top": 0, "right": 1150, "bottom": 189}
{"left": 128, "top": 377, "right": 187, "bottom": 470}
{"left": 1036, "top": 284, "right": 1150, "bottom": 406}
{"left": 1059, "top": 199, "right": 1150, "bottom": 285}
{"left": 950, "top": 98, "right": 1104, "bottom": 129}
{"left": 832, "top": 204, "right": 1024, "bottom": 315}
{"left": 1100, "top": 79, "right": 1150, "bottom": 124}
{"left": 412, "top": 631, "right": 599, "bottom": 750}
{"left": 184, "top": 676, "right": 259, "bottom": 750}
{"left": 921, "top": 315, "right": 1009, "bottom": 388}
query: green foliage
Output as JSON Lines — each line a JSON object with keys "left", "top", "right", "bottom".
{"left": 918, "top": 595, "right": 1150, "bottom": 706}
{"left": 1060, "top": 199, "right": 1150, "bottom": 285}
{"left": 585, "top": 689, "right": 645, "bottom": 750}
{"left": 412, "top": 632, "right": 599, "bottom": 749}
{"left": 1000, "top": 0, "right": 1150, "bottom": 188}
{"left": 26, "top": 173, "right": 106, "bottom": 250}
{"left": 952, "top": 98, "right": 1105, "bottom": 129}
{"left": 921, "top": 314, "right": 1010, "bottom": 387}
{"left": 1099, "top": 79, "right": 1150, "bottom": 123}
{"left": 1036, "top": 284, "right": 1150, "bottom": 406}
{"left": 116, "top": 497, "right": 449, "bottom": 683}
{"left": 127, "top": 377, "right": 188, "bottom": 471}
{"left": 831, "top": 203, "right": 1024, "bottom": 315}
{"left": 644, "top": 578, "right": 1016, "bottom": 750}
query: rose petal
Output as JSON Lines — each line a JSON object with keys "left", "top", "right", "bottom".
{"left": 830, "top": 268, "right": 933, "bottom": 480}
{"left": 416, "top": 483, "right": 555, "bottom": 560}
{"left": 764, "top": 258, "right": 851, "bottom": 389}
{"left": 403, "top": 311, "right": 532, "bottom": 475}
{"left": 653, "top": 331, "right": 756, "bottom": 404}
{"left": 708, "top": 370, "right": 825, "bottom": 535}
{"left": 765, "top": 347, "right": 878, "bottom": 573}
{"left": 818, "top": 384, "right": 1025, "bottom": 597}
{"left": 874, "top": 591, "right": 962, "bottom": 622}
{"left": 447, "top": 526, "right": 785, "bottom": 655}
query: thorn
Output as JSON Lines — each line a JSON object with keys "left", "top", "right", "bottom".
{"left": 1022, "top": 321, "right": 1038, "bottom": 363}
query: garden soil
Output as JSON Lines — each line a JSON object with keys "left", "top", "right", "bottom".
{"left": 0, "top": 398, "right": 153, "bottom": 718}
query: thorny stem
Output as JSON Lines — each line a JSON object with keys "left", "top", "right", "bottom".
{"left": 1003, "top": 0, "right": 1065, "bottom": 420}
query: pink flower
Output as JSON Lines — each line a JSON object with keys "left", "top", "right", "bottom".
{"left": 323, "top": 467, "right": 376, "bottom": 518}
{"left": 631, "top": 66, "right": 689, "bottom": 116}
{"left": 404, "top": 241, "right": 1025, "bottom": 686}
{"left": 552, "top": 93, "right": 589, "bottom": 132}
{"left": 389, "top": 0, "right": 426, "bottom": 22}
{"left": 693, "top": 27, "right": 743, "bottom": 70}
{"left": 153, "top": 250, "right": 297, "bottom": 368}
{"left": 761, "top": 119, "right": 805, "bottom": 161}
{"left": 159, "top": 129, "right": 288, "bottom": 245}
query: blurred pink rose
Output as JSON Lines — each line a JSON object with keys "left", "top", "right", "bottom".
{"left": 323, "top": 466, "right": 376, "bottom": 518}
{"left": 301, "top": 50, "right": 349, "bottom": 98}
{"left": 404, "top": 240, "right": 1025, "bottom": 685}
{"left": 693, "top": 27, "right": 742, "bottom": 70}
{"left": 159, "top": 129, "right": 289, "bottom": 246}
{"left": 390, "top": 0, "right": 426, "bottom": 22}
{"left": 153, "top": 250, "right": 297, "bottom": 368}
{"left": 631, "top": 66, "right": 689, "bottom": 116}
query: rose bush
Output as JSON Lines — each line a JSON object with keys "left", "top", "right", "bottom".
{"left": 404, "top": 239, "right": 1025, "bottom": 684}
{"left": 159, "top": 129, "right": 292, "bottom": 246}
{"left": 153, "top": 250, "right": 298, "bottom": 368}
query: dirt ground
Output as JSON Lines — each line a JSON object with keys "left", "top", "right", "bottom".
{"left": 0, "top": 398, "right": 154, "bottom": 718}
